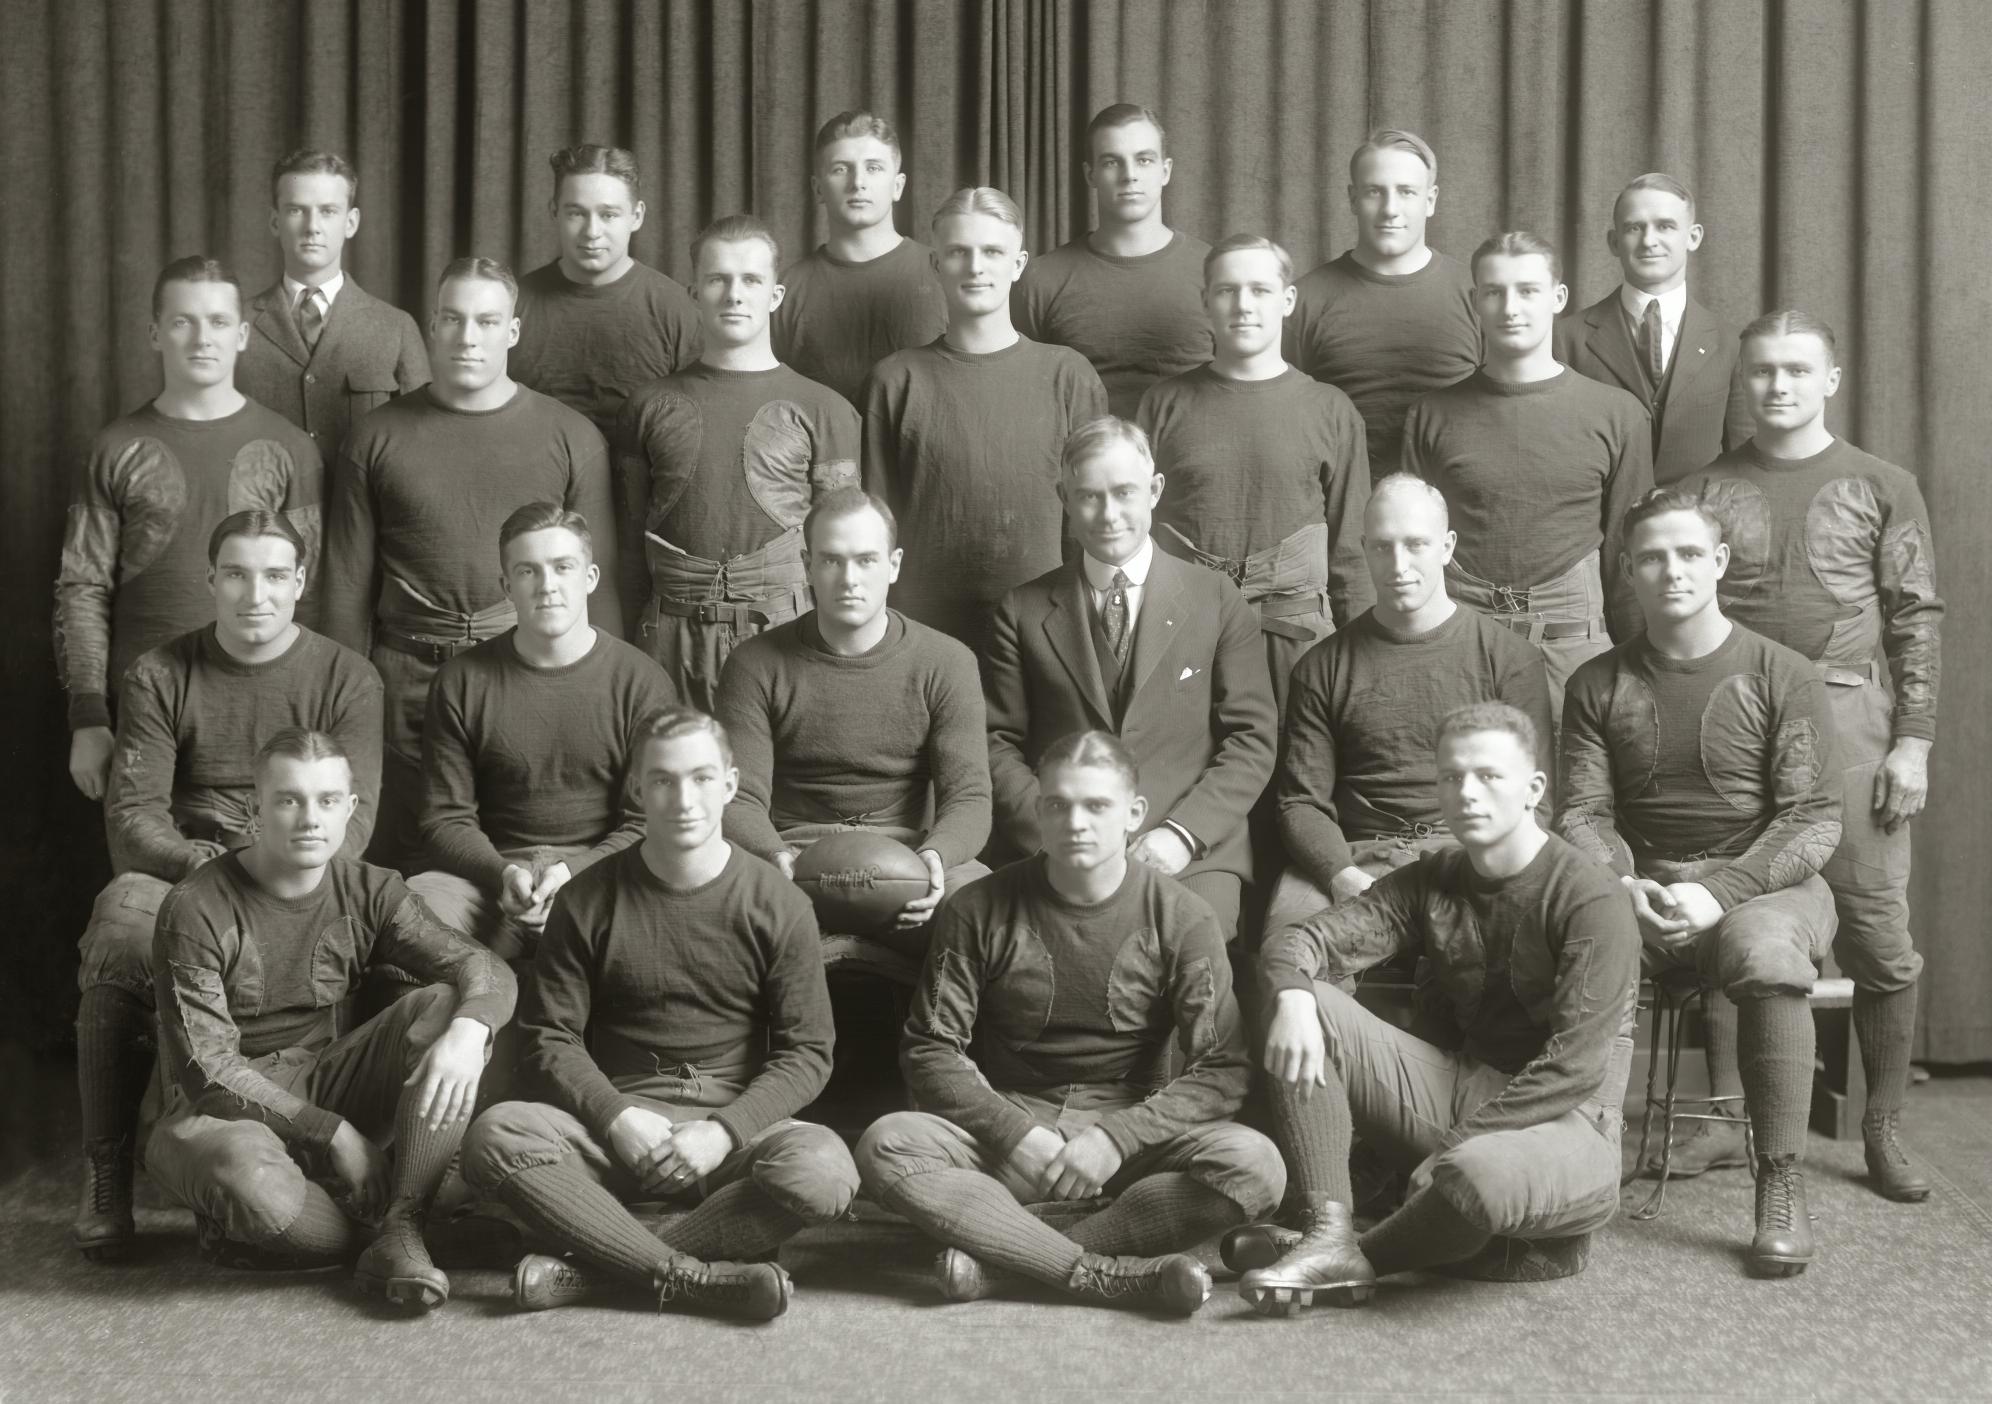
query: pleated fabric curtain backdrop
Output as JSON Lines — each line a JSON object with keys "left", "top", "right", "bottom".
{"left": 3, "top": 0, "right": 1988, "bottom": 1060}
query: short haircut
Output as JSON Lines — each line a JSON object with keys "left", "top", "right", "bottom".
{"left": 803, "top": 486, "right": 898, "bottom": 552}
{"left": 690, "top": 214, "right": 780, "bottom": 276}
{"left": 815, "top": 109, "right": 901, "bottom": 164}
{"left": 1621, "top": 485, "right": 1725, "bottom": 548}
{"left": 932, "top": 186, "right": 1024, "bottom": 234}
{"left": 1471, "top": 229, "right": 1562, "bottom": 286}
{"left": 1061, "top": 415, "right": 1153, "bottom": 479}
{"left": 1087, "top": 102, "right": 1168, "bottom": 159}
{"left": 1435, "top": 701, "right": 1539, "bottom": 769}
{"left": 270, "top": 149, "right": 359, "bottom": 206}
{"left": 255, "top": 727, "right": 351, "bottom": 781}
{"left": 1348, "top": 128, "right": 1437, "bottom": 183}
{"left": 1203, "top": 233, "right": 1295, "bottom": 287}
{"left": 1613, "top": 171, "right": 1696, "bottom": 224}
{"left": 1036, "top": 729, "right": 1140, "bottom": 790}
{"left": 151, "top": 256, "right": 241, "bottom": 319}
{"left": 207, "top": 509, "right": 306, "bottom": 568}
{"left": 1740, "top": 308, "right": 1839, "bottom": 368}
{"left": 1365, "top": 472, "right": 1449, "bottom": 531}
{"left": 634, "top": 706, "right": 733, "bottom": 767}
{"left": 436, "top": 255, "right": 519, "bottom": 307}
{"left": 498, "top": 502, "right": 594, "bottom": 566}
{"left": 549, "top": 143, "right": 641, "bottom": 200}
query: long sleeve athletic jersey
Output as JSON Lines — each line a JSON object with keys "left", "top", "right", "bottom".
{"left": 902, "top": 857, "right": 1251, "bottom": 1159}
{"left": 1136, "top": 364, "right": 1375, "bottom": 626}
{"left": 1558, "top": 624, "right": 1843, "bottom": 910}
{"left": 772, "top": 239, "right": 949, "bottom": 405}
{"left": 55, "top": 400, "right": 323, "bottom": 729}
{"left": 1261, "top": 836, "right": 1639, "bottom": 1144}
{"left": 510, "top": 259, "right": 703, "bottom": 438}
{"left": 1690, "top": 437, "right": 1942, "bottom": 742}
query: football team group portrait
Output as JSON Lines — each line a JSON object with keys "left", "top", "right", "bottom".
{"left": 7, "top": 2, "right": 1991, "bottom": 1400}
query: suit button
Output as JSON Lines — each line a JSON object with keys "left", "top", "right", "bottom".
{"left": 304, "top": 373, "right": 317, "bottom": 385}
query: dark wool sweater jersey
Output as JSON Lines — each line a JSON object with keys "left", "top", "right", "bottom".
{"left": 1691, "top": 438, "right": 1943, "bottom": 742}
{"left": 1012, "top": 231, "right": 1214, "bottom": 419}
{"left": 773, "top": 238, "right": 949, "bottom": 405}
{"left": 1277, "top": 607, "right": 1554, "bottom": 885}
{"left": 1137, "top": 364, "right": 1375, "bottom": 624}
{"left": 511, "top": 260, "right": 703, "bottom": 437}
{"left": 862, "top": 336, "right": 1108, "bottom": 648}
{"left": 1284, "top": 251, "right": 1482, "bottom": 474}
{"left": 1559, "top": 624, "right": 1842, "bottom": 910}
{"left": 108, "top": 625, "right": 383, "bottom": 880}
{"left": 1402, "top": 368, "right": 1653, "bottom": 638}
{"left": 322, "top": 385, "right": 621, "bottom": 646}
{"left": 420, "top": 629, "right": 677, "bottom": 889}
{"left": 903, "top": 857, "right": 1251, "bottom": 1157}
{"left": 1262, "top": 835, "right": 1639, "bottom": 1140}
{"left": 154, "top": 854, "right": 515, "bottom": 1161}
{"left": 55, "top": 400, "right": 324, "bottom": 729}
{"left": 715, "top": 610, "right": 991, "bottom": 868}
{"left": 518, "top": 844, "right": 834, "bottom": 1148}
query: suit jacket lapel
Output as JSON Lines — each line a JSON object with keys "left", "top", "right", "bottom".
{"left": 1585, "top": 293, "right": 1646, "bottom": 402}
{"left": 252, "top": 285, "right": 310, "bottom": 368}
{"left": 1664, "top": 296, "right": 1723, "bottom": 403}
{"left": 1044, "top": 566, "right": 1115, "bottom": 727}
{"left": 1124, "top": 550, "right": 1183, "bottom": 705}
{"left": 310, "top": 279, "right": 366, "bottom": 365}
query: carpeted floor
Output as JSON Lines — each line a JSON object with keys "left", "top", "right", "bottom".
{"left": 4, "top": 1055, "right": 1989, "bottom": 1404}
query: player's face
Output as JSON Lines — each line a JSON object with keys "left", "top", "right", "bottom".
{"left": 1348, "top": 147, "right": 1436, "bottom": 261}
{"left": 272, "top": 172, "right": 359, "bottom": 279}
{"left": 1037, "top": 760, "right": 1146, "bottom": 875}
{"left": 502, "top": 526, "right": 597, "bottom": 642}
{"left": 805, "top": 506, "right": 901, "bottom": 634}
{"left": 1061, "top": 439, "right": 1162, "bottom": 567}
{"left": 554, "top": 173, "right": 644, "bottom": 276}
{"left": 1362, "top": 489, "right": 1456, "bottom": 616}
{"left": 1204, "top": 248, "right": 1295, "bottom": 359}
{"left": 430, "top": 275, "right": 519, "bottom": 392}
{"left": 1474, "top": 252, "right": 1567, "bottom": 356}
{"left": 1607, "top": 187, "right": 1701, "bottom": 292}
{"left": 255, "top": 754, "right": 357, "bottom": 872}
{"left": 693, "top": 237, "right": 782, "bottom": 347}
{"left": 209, "top": 533, "right": 303, "bottom": 650}
{"left": 1625, "top": 509, "right": 1728, "bottom": 627}
{"left": 638, "top": 730, "right": 738, "bottom": 853}
{"left": 1085, "top": 119, "right": 1171, "bottom": 226}
{"left": 1436, "top": 728, "right": 1543, "bottom": 851}
{"left": 933, "top": 213, "right": 1026, "bottom": 317}
{"left": 1743, "top": 332, "right": 1841, "bottom": 436}
{"left": 814, "top": 137, "right": 905, "bottom": 232}
{"left": 151, "top": 280, "right": 248, "bottom": 391}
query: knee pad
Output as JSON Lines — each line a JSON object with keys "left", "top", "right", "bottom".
{"left": 458, "top": 1101, "right": 548, "bottom": 1193}
{"left": 752, "top": 1125, "right": 861, "bottom": 1222}
{"left": 204, "top": 1138, "right": 308, "bottom": 1244}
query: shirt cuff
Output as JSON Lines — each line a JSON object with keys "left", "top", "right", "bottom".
{"left": 1161, "top": 820, "right": 1204, "bottom": 858}
{"left": 69, "top": 692, "right": 112, "bottom": 731}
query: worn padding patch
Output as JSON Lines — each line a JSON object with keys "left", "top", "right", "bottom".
{"left": 1764, "top": 819, "right": 1842, "bottom": 891}
{"left": 741, "top": 400, "right": 822, "bottom": 530}
{"left": 1879, "top": 518, "right": 1942, "bottom": 717}
{"left": 630, "top": 393, "right": 706, "bottom": 525}
{"left": 978, "top": 922, "right": 1054, "bottom": 1052}
{"left": 1602, "top": 669, "right": 1660, "bottom": 796}
{"left": 1700, "top": 478, "right": 1772, "bottom": 598}
{"left": 228, "top": 438, "right": 296, "bottom": 512}
{"left": 1104, "top": 924, "right": 1166, "bottom": 1035}
{"left": 109, "top": 437, "right": 188, "bottom": 578}
{"left": 1805, "top": 476, "right": 1885, "bottom": 608}
{"left": 1701, "top": 672, "right": 1780, "bottom": 815}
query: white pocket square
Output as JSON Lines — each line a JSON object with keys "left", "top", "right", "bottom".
{"left": 1178, "top": 666, "right": 1198, "bottom": 681}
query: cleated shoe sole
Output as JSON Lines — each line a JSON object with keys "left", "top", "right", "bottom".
{"left": 355, "top": 1262, "right": 450, "bottom": 1311}
{"left": 1239, "top": 1277, "right": 1375, "bottom": 1316}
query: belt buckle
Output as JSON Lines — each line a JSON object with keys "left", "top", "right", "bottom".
{"left": 695, "top": 601, "right": 724, "bottom": 625}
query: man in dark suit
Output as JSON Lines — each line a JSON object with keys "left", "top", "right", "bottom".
{"left": 1552, "top": 173, "right": 1752, "bottom": 484}
{"left": 984, "top": 416, "right": 1277, "bottom": 941}
{"left": 237, "top": 151, "right": 429, "bottom": 460}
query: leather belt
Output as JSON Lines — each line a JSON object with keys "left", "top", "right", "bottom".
{"left": 653, "top": 597, "right": 781, "bottom": 628}
{"left": 374, "top": 626, "right": 485, "bottom": 664}
{"left": 1492, "top": 614, "right": 1599, "bottom": 641}
{"left": 1251, "top": 591, "right": 1327, "bottom": 641}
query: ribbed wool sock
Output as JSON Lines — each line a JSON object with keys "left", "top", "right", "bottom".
{"left": 1356, "top": 1185, "right": 1492, "bottom": 1277}
{"left": 1853, "top": 984, "right": 1917, "bottom": 1117}
{"left": 389, "top": 1085, "right": 470, "bottom": 1206}
{"left": 262, "top": 1183, "right": 363, "bottom": 1262}
{"left": 1068, "top": 1174, "right": 1246, "bottom": 1257}
{"left": 1703, "top": 990, "right": 1747, "bottom": 1110}
{"left": 495, "top": 1161, "right": 673, "bottom": 1288}
{"left": 1737, "top": 993, "right": 1815, "bottom": 1161}
{"left": 1265, "top": 1069, "right": 1356, "bottom": 1205}
{"left": 76, "top": 986, "right": 153, "bottom": 1146}
{"left": 657, "top": 1179, "right": 807, "bottom": 1262}
{"left": 879, "top": 1169, "right": 1084, "bottom": 1287}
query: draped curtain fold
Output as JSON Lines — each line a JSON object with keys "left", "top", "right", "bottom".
{"left": 4, "top": 0, "right": 1988, "bottom": 1059}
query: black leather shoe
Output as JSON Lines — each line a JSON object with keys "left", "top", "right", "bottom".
{"left": 1747, "top": 1157, "right": 1815, "bottom": 1278}
{"left": 935, "top": 1247, "right": 1026, "bottom": 1302}
{"left": 1218, "top": 1222, "right": 1301, "bottom": 1274}
{"left": 1066, "top": 1252, "right": 1211, "bottom": 1316}
{"left": 1436, "top": 1232, "right": 1592, "bottom": 1282}
{"left": 514, "top": 1253, "right": 607, "bottom": 1311}
{"left": 1641, "top": 1115, "right": 1750, "bottom": 1180}
{"left": 354, "top": 1203, "right": 450, "bottom": 1312}
{"left": 1862, "top": 1111, "right": 1932, "bottom": 1203}
{"left": 74, "top": 1138, "right": 135, "bottom": 1263}
{"left": 1237, "top": 1202, "right": 1377, "bottom": 1315}
{"left": 654, "top": 1253, "right": 793, "bottom": 1321}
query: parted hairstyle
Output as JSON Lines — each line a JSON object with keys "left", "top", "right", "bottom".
{"left": 815, "top": 110, "right": 902, "bottom": 163}
{"left": 152, "top": 256, "right": 241, "bottom": 319}
{"left": 1435, "top": 701, "right": 1540, "bottom": 769}
{"left": 1349, "top": 128, "right": 1437, "bottom": 183}
{"left": 634, "top": 706, "right": 734, "bottom": 767}
{"left": 1087, "top": 102, "right": 1168, "bottom": 158}
{"left": 270, "top": 149, "right": 359, "bottom": 206}
{"left": 803, "top": 486, "right": 898, "bottom": 552}
{"left": 207, "top": 509, "right": 307, "bottom": 568}
{"left": 1061, "top": 415, "right": 1153, "bottom": 479}
{"left": 436, "top": 255, "right": 518, "bottom": 306}
{"left": 549, "top": 143, "right": 640, "bottom": 199}
{"left": 1614, "top": 171, "right": 1696, "bottom": 224}
{"left": 1740, "top": 308, "right": 1839, "bottom": 367}
{"left": 1036, "top": 729, "right": 1140, "bottom": 790}
{"left": 690, "top": 213, "right": 781, "bottom": 275}
{"left": 933, "top": 186, "right": 1023, "bottom": 232}
{"left": 1470, "top": 229, "right": 1562, "bottom": 285}
{"left": 498, "top": 502, "right": 594, "bottom": 566}
{"left": 1203, "top": 233, "right": 1295, "bottom": 287}
{"left": 1621, "top": 485, "right": 1725, "bottom": 550}
{"left": 255, "top": 727, "right": 352, "bottom": 781}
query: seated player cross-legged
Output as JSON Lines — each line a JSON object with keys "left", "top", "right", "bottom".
{"left": 855, "top": 731, "right": 1286, "bottom": 1318}
{"left": 146, "top": 729, "right": 516, "bottom": 1311}
{"left": 1231, "top": 702, "right": 1639, "bottom": 1313}
{"left": 460, "top": 708, "right": 858, "bottom": 1321}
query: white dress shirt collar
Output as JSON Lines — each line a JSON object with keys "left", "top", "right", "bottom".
{"left": 1081, "top": 536, "right": 1155, "bottom": 592}
{"left": 284, "top": 270, "right": 345, "bottom": 309}
{"left": 1619, "top": 280, "right": 1686, "bottom": 335}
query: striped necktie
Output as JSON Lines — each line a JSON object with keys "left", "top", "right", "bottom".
{"left": 296, "top": 286, "right": 324, "bottom": 351}
{"left": 1103, "top": 569, "right": 1131, "bottom": 662}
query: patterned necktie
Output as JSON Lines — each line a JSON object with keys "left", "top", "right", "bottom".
{"left": 1103, "top": 569, "right": 1132, "bottom": 663}
{"left": 1639, "top": 297, "right": 1666, "bottom": 382}
{"left": 296, "top": 286, "right": 324, "bottom": 351}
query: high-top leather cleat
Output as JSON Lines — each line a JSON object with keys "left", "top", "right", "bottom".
{"left": 1218, "top": 1222, "right": 1302, "bottom": 1274}
{"left": 513, "top": 1253, "right": 609, "bottom": 1311}
{"left": 1435, "top": 1232, "right": 1592, "bottom": 1282}
{"left": 1641, "top": 1114, "right": 1751, "bottom": 1180}
{"left": 1237, "top": 1201, "right": 1377, "bottom": 1315}
{"left": 74, "top": 1138, "right": 136, "bottom": 1263}
{"left": 354, "top": 1202, "right": 451, "bottom": 1311}
{"left": 1747, "top": 1156, "right": 1815, "bottom": 1278}
{"left": 1861, "top": 1111, "right": 1932, "bottom": 1203}
{"left": 654, "top": 1253, "right": 793, "bottom": 1321}
{"left": 1065, "top": 1252, "right": 1211, "bottom": 1316}
{"left": 935, "top": 1246, "right": 1027, "bottom": 1302}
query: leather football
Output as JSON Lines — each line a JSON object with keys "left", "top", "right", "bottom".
{"left": 791, "top": 832, "right": 931, "bottom": 936}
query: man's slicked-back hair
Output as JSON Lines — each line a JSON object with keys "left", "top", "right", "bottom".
{"left": 436, "top": 255, "right": 519, "bottom": 308}
{"left": 1621, "top": 485, "right": 1726, "bottom": 549}
{"left": 690, "top": 213, "right": 781, "bottom": 275}
{"left": 1203, "top": 233, "right": 1295, "bottom": 287}
{"left": 634, "top": 706, "right": 733, "bottom": 767}
{"left": 803, "top": 486, "right": 898, "bottom": 552}
{"left": 1087, "top": 102, "right": 1168, "bottom": 159}
{"left": 152, "top": 256, "right": 241, "bottom": 319}
{"left": 549, "top": 144, "right": 641, "bottom": 200}
{"left": 815, "top": 109, "right": 902, "bottom": 163}
{"left": 1614, "top": 171, "right": 1696, "bottom": 224}
{"left": 1349, "top": 128, "right": 1437, "bottom": 183}
{"left": 255, "top": 727, "right": 352, "bottom": 781}
{"left": 1471, "top": 229, "right": 1562, "bottom": 286}
{"left": 1740, "top": 308, "right": 1839, "bottom": 368}
{"left": 207, "top": 509, "right": 307, "bottom": 568}
{"left": 498, "top": 501, "right": 594, "bottom": 567}
{"left": 1036, "top": 729, "right": 1140, "bottom": 791}
{"left": 1365, "top": 472, "right": 1450, "bottom": 531}
{"left": 932, "top": 186, "right": 1024, "bottom": 234}
{"left": 1061, "top": 415, "right": 1153, "bottom": 480}
{"left": 271, "top": 149, "right": 359, "bottom": 206}
{"left": 1435, "top": 701, "right": 1540, "bottom": 769}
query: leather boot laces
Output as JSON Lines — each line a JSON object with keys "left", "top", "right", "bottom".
{"left": 86, "top": 1139, "right": 129, "bottom": 1213}
{"left": 1866, "top": 1112, "right": 1912, "bottom": 1167}
{"left": 1759, "top": 1162, "right": 1801, "bottom": 1230}
{"left": 1072, "top": 1261, "right": 1143, "bottom": 1298}
{"left": 657, "top": 1257, "right": 744, "bottom": 1306}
